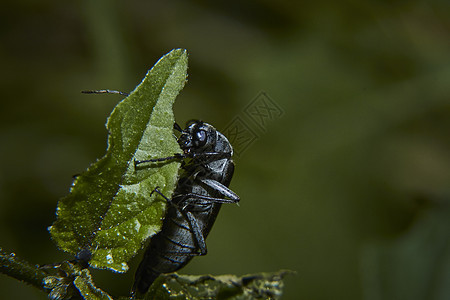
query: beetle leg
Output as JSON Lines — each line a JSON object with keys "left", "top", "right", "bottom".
{"left": 155, "top": 209, "right": 208, "bottom": 256}
{"left": 176, "top": 193, "right": 238, "bottom": 205}
{"left": 152, "top": 187, "right": 210, "bottom": 213}
{"left": 185, "top": 211, "right": 207, "bottom": 255}
{"left": 172, "top": 176, "right": 239, "bottom": 207}
{"left": 134, "top": 151, "right": 231, "bottom": 167}
{"left": 150, "top": 187, "right": 182, "bottom": 210}
{"left": 199, "top": 178, "right": 240, "bottom": 202}
{"left": 134, "top": 153, "right": 185, "bottom": 166}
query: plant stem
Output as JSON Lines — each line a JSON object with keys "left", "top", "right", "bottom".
{"left": 0, "top": 247, "right": 49, "bottom": 291}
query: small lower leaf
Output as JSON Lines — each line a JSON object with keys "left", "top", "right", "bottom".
{"left": 43, "top": 261, "right": 83, "bottom": 300}
{"left": 74, "top": 270, "right": 113, "bottom": 300}
{"left": 43, "top": 261, "right": 113, "bottom": 300}
{"left": 145, "top": 270, "right": 294, "bottom": 300}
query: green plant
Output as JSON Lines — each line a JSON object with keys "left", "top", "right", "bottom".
{"left": 0, "top": 49, "right": 290, "bottom": 300}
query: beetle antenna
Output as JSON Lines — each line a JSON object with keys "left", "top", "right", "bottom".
{"left": 81, "top": 89, "right": 129, "bottom": 96}
{"left": 173, "top": 122, "right": 183, "bottom": 132}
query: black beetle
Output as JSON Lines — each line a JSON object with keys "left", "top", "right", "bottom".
{"left": 131, "top": 120, "right": 240, "bottom": 297}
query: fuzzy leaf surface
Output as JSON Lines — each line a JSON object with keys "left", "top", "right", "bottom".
{"left": 49, "top": 49, "right": 188, "bottom": 272}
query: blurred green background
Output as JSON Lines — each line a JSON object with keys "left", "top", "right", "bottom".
{"left": 1, "top": 1, "right": 449, "bottom": 299}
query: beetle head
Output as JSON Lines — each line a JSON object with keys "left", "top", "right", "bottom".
{"left": 178, "top": 120, "right": 217, "bottom": 154}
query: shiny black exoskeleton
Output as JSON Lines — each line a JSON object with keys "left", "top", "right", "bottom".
{"left": 131, "top": 121, "right": 239, "bottom": 297}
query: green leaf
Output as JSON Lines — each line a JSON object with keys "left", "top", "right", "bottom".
{"left": 144, "top": 270, "right": 294, "bottom": 300}
{"left": 74, "top": 269, "right": 113, "bottom": 300}
{"left": 49, "top": 49, "right": 188, "bottom": 272}
{"left": 43, "top": 261, "right": 113, "bottom": 300}
{"left": 43, "top": 261, "right": 83, "bottom": 300}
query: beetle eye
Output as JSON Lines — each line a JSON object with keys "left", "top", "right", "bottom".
{"left": 195, "top": 130, "right": 207, "bottom": 146}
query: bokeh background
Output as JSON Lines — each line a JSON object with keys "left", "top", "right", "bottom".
{"left": 1, "top": 1, "right": 449, "bottom": 299}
